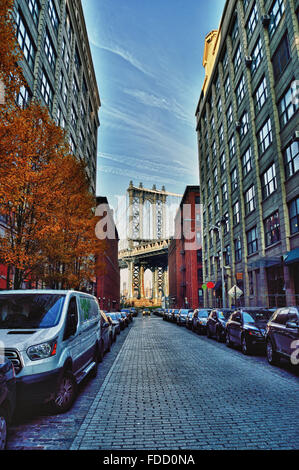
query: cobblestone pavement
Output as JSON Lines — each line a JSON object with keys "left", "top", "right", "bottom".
{"left": 7, "top": 316, "right": 299, "bottom": 450}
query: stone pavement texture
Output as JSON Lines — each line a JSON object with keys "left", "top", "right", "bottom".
{"left": 70, "top": 317, "right": 299, "bottom": 450}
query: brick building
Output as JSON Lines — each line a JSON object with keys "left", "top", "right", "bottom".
{"left": 95, "top": 197, "right": 120, "bottom": 312}
{"left": 195, "top": 0, "right": 299, "bottom": 308}
{"left": 168, "top": 186, "right": 203, "bottom": 309}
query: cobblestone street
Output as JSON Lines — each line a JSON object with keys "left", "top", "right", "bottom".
{"left": 7, "top": 316, "right": 299, "bottom": 450}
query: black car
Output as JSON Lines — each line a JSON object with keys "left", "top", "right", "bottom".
{"left": 225, "top": 308, "right": 274, "bottom": 355}
{"left": 106, "top": 313, "right": 121, "bottom": 339}
{"left": 206, "top": 308, "right": 234, "bottom": 342}
{"left": 121, "top": 309, "right": 133, "bottom": 322}
{"left": 171, "top": 309, "right": 180, "bottom": 323}
{"left": 192, "top": 309, "right": 212, "bottom": 334}
{"left": 265, "top": 306, "right": 299, "bottom": 366}
{"left": 115, "top": 312, "right": 126, "bottom": 330}
{"left": 177, "top": 309, "right": 193, "bottom": 326}
{"left": 0, "top": 358, "right": 16, "bottom": 450}
{"left": 186, "top": 311, "right": 195, "bottom": 330}
{"left": 130, "top": 308, "right": 138, "bottom": 317}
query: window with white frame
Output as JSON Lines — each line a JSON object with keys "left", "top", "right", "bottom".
{"left": 261, "top": 163, "right": 277, "bottom": 199}
{"left": 245, "top": 185, "right": 256, "bottom": 214}
{"left": 254, "top": 76, "right": 268, "bottom": 112}
{"left": 242, "top": 146, "right": 253, "bottom": 176}
{"left": 258, "top": 117, "right": 273, "bottom": 155}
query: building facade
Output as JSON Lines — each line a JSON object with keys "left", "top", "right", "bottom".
{"left": 13, "top": 0, "right": 100, "bottom": 194}
{"left": 95, "top": 197, "right": 120, "bottom": 312}
{"left": 195, "top": 0, "right": 299, "bottom": 308}
{"left": 168, "top": 186, "right": 203, "bottom": 309}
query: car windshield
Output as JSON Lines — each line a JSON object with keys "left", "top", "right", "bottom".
{"left": 198, "top": 310, "right": 209, "bottom": 318}
{"left": 243, "top": 310, "right": 272, "bottom": 323}
{"left": 218, "top": 310, "right": 232, "bottom": 320}
{"left": 0, "top": 294, "right": 65, "bottom": 329}
{"left": 108, "top": 313, "right": 117, "bottom": 320}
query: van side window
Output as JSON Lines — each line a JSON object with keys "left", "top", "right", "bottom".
{"left": 274, "top": 309, "right": 288, "bottom": 325}
{"left": 63, "top": 297, "right": 78, "bottom": 340}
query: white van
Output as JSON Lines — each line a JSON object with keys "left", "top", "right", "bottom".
{"left": 0, "top": 290, "right": 102, "bottom": 413}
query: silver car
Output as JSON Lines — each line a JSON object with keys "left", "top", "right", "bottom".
{"left": 0, "top": 290, "right": 102, "bottom": 413}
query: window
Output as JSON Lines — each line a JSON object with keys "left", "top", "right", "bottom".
{"left": 233, "top": 201, "right": 240, "bottom": 225}
{"left": 217, "top": 98, "right": 222, "bottom": 116}
{"left": 242, "top": 146, "right": 253, "bottom": 176}
{"left": 225, "top": 244, "right": 231, "bottom": 265}
{"left": 284, "top": 141, "right": 299, "bottom": 179}
{"left": 208, "top": 204, "right": 212, "bottom": 221}
{"left": 26, "top": 0, "right": 40, "bottom": 25}
{"left": 224, "top": 75, "right": 231, "bottom": 99}
{"left": 210, "top": 115, "right": 215, "bottom": 133}
{"left": 218, "top": 124, "right": 224, "bottom": 144}
{"left": 44, "top": 30, "right": 56, "bottom": 70}
{"left": 231, "top": 18, "right": 239, "bottom": 41}
{"left": 245, "top": 185, "right": 256, "bottom": 214}
{"left": 215, "top": 76, "right": 220, "bottom": 94}
{"left": 233, "top": 43, "right": 242, "bottom": 73}
{"left": 71, "top": 105, "right": 78, "bottom": 129}
{"left": 56, "top": 105, "right": 65, "bottom": 128}
{"left": 207, "top": 179, "right": 211, "bottom": 196}
{"left": 213, "top": 166, "right": 218, "bottom": 185}
{"left": 72, "top": 77, "right": 79, "bottom": 101}
{"left": 240, "top": 111, "right": 249, "bottom": 138}
{"left": 214, "top": 194, "right": 220, "bottom": 214}
{"left": 258, "top": 117, "right": 272, "bottom": 155}
{"left": 222, "top": 182, "right": 228, "bottom": 202}
{"left": 254, "top": 76, "right": 268, "bottom": 112}
{"left": 16, "top": 85, "right": 31, "bottom": 109}
{"left": 236, "top": 75, "right": 246, "bottom": 105}
{"left": 272, "top": 34, "right": 291, "bottom": 81}
{"left": 247, "top": 226, "right": 258, "bottom": 255}
{"left": 246, "top": 3, "right": 258, "bottom": 41}
{"left": 251, "top": 37, "right": 263, "bottom": 74}
{"left": 243, "top": 0, "right": 250, "bottom": 10}
{"left": 65, "top": 12, "right": 73, "bottom": 42}
{"left": 226, "top": 104, "right": 233, "bottom": 126}
{"left": 212, "top": 141, "right": 217, "bottom": 158}
{"left": 288, "top": 197, "right": 299, "bottom": 234}
{"left": 69, "top": 135, "right": 76, "bottom": 154}
{"left": 74, "top": 46, "right": 81, "bottom": 74}
{"left": 223, "top": 212, "right": 229, "bottom": 234}
{"left": 278, "top": 85, "right": 298, "bottom": 128}
{"left": 231, "top": 167, "right": 238, "bottom": 191}
{"left": 220, "top": 152, "right": 226, "bottom": 173}
{"left": 261, "top": 163, "right": 277, "bottom": 199}
{"left": 48, "top": 0, "right": 59, "bottom": 33}
{"left": 41, "top": 71, "right": 53, "bottom": 109}
{"left": 15, "top": 10, "right": 36, "bottom": 69}
{"left": 234, "top": 238, "right": 242, "bottom": 262}
{"left": 264, "top": 211, "right": 280, "bottom": 246}
{"left": 223, "top": 50, "right": 228, "bottom": 72}
{"left": 228, "top": 135, "right": 236, "bottom": 158}
{"left": 269, "top": 0, "right": 285, "bottom": 38}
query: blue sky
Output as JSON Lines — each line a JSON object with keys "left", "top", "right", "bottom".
{"left": 81, "top": 0, "right": 226, "bottom": 210}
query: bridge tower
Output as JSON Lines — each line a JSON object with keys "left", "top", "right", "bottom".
{"left": 119, "top": 181, "right": 182, "bottom": 307}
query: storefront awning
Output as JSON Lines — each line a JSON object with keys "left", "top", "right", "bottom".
{"left": 283, "top": 247, "right": 299, "bottom": 265}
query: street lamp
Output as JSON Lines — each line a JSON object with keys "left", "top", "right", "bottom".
{"left": 211, "top": 216, "right": 227, "bottom": 308}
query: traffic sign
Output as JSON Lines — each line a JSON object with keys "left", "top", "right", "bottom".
{"left": 228, "top": 285, "right": 243, "bottom": 299}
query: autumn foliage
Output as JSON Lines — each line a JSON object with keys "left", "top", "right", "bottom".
{"left": 0, "top": 1, "right": 106, "bottom": 290}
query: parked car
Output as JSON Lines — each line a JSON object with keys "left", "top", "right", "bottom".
{"left": 130, "top": 308, "right": 138, "bottom": 317}
{"left": 100, "top": 310, "right": 113, "bottom": 354}
{"left": 120, "top": 311, "right": 129, "bottom": 326}
{"left": 121, "top": 309, "right": 133, "bottom": 322}
{"left": 186, "top": 311, "right": 195, "bottom": 329}
{"left": 177, "top": 309, "right": 193, "bottom": 326}
{"left": 265, "top": 306, "right": 299, "bottom": 366}
{"left": 142, "top": 309, "right": 150, "bottom": 317}
{"left": 162, "top": 309, "right": 169, "bottom": 321}
{"left": 106, "top": 313, "right": 120, "bottom": 341}
{"left": 206, "top": 308, "right": 234, "bottom": 342}
{"left": 0, "top": 290, "right": 102, "bottom": 414}
{"left": 115, "top": 312, "right": 126, "bottom": 330}
{"left": 192, "top": 309, "right": 212, "bottom": 334}
{"left": 0, "top": 358, "right": 16, "bottom": 450}
{"left": 171, "top": 309, "right": 180, "bottom": 323}
{"left": 225, "top": 308, "right": 274, "bottom": 355}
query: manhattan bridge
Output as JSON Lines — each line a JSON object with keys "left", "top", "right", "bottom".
{"left": 118, "top": 181, "right": 182, "bottom": 307}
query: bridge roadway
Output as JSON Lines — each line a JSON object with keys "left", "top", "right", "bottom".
{"left": 7, "top": 315, "right": 299, "bottom": 450}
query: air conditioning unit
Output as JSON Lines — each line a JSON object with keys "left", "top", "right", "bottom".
{"left": 293, "top": 130, "right": 299, "bottom": 142}
{"left": 235, "top": 121, "right": 242, "bottom": 131}
{"left": 245, "top": 56, "right": 253, "bottom": 67}
{"left": 261, "top": 15, "right": 271, "bottom": 26}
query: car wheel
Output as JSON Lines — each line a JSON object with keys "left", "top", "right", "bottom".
{"left": 0, "top": 408, "right": 8, "bottom": 450}
{"left": 266, "top": 340, "right": 279, "bottom": 366}
{"left": 241, "top": 335, "right": 251, "bottom": 355}
{"left": 52, "top": 370, "right": 77, "bottom": 414}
